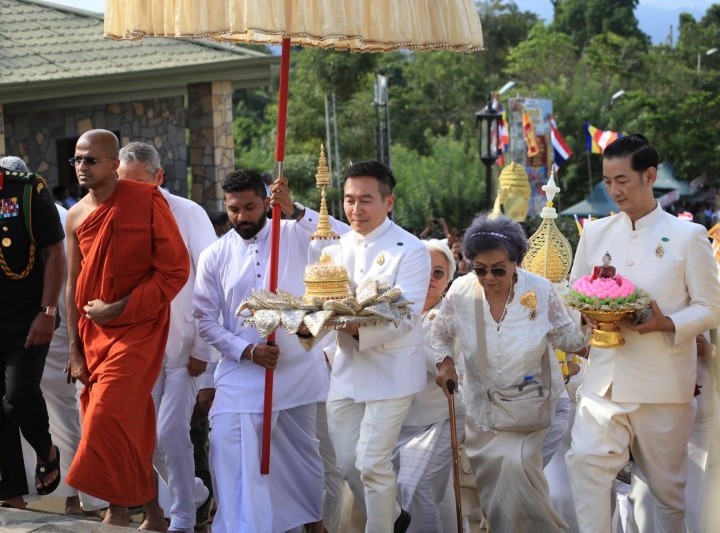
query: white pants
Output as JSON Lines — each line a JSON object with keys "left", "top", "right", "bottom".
{"left": 391, "top": 418, "right": 459, "bottom": 533}
{"left": 152, "top": 364, "right": 199, "bottom": 531}
{"left": 326, "top": 390, "right": 413, "bottom": 533}
{"left": 628, "top": 358, "right": 719, "bottom": 533}
{"left": 22, "top": 339, "right": 106, "bottom": 510}
{"left": 567, "top": 390, "right": 695, "bottom": 533}
{"left": 317, "top": 401, "right": 344, "bottom": 533}
{"left": 210, "top": 404, "right": 323, "bottom": 533}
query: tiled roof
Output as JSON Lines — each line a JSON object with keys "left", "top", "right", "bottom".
{"left": 0, "top": 0, "right": 273, "bottom": 86}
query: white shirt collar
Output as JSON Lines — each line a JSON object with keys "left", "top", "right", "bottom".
{"left": 353, "top": 217, "right": 392, "bottom": 243}
{"left": 618, "top": 202, "right": 663, "bottom": 230}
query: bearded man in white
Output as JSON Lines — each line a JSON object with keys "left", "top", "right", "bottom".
{"left": 193, "top": 169, "right": 348, "bottom": 533}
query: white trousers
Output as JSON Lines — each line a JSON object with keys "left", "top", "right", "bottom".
{"left": 317, "top": 401, "right": 344, "bottom": 533}
{"left": 326, "top": 390, "right": 413, "bottom": 533}
{"left": 210, "top": 404, "right": 323, "bottom": 533}
{"left": 22, "top": 339, "right": 106, "bottom": 510}
{"left": 567, "top": 390, "right": 695, "bottom": 533}
{"left": 627, "top": 358, "right": 719, "bottom": 533}
{"left": 151, "top": 364, "right": 199, "bottom": 531}
{"left": 391, "top": 417, "right": 460, "bottom": 533}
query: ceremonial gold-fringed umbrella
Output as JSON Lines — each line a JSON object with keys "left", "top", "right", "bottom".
{"left": 104, "top": 0, "right": 484, "bottom": 481}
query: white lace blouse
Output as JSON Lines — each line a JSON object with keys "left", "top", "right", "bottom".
{"left": 431, "top": 269, "right": 586, "bottom": 429}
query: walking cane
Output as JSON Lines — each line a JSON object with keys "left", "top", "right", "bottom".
{"left": 447, "top": 378, "right": 463, "bottom": 533}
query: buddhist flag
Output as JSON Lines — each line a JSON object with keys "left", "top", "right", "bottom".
{"left": 551, "top": 115, "right": 573, "bottom": 167}
{"left": 585, "top": 123, "right": 622, "bottom": 154}
{"left": 709, "top": 224, "right": 720, "bottom": 263}
{"left": 523, "top": 111, "right": 539, "bottom": 157}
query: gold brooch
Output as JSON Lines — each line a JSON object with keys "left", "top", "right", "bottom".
{"left": 655, "top": 245, "right": 664, "bottom": 258}
{"left": 376, "top": 253, "right": 385, "bottom": 266}
{"left": 520, "top": 290, "right": 537, "bottom": 320}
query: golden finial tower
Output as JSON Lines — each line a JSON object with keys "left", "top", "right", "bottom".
{"left": 523, "top": 167, "right": 573, "bottom": 284}
{"left": 311, "top": 144, "right": 339, "bottom": 241}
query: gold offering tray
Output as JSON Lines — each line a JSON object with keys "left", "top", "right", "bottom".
{"left": 237, "top": 280, "right": 413, "bottom": 338}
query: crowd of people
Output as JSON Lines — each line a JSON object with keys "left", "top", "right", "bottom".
{"left": 0, "top": 132, "right": 718, "bottom": 533}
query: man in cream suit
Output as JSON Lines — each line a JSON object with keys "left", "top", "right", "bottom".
{"left": 118, "top": 143, "right": 217, "bottom": 533}
{"left": 566, "top": 134, "right": 720, "bottom": 533}
{"left": 325, "top": 161, "right": 430, "bottom": 532}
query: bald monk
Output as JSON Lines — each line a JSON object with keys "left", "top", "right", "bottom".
{"left": 65, "top": 129, "right": 190, "bottom": 530}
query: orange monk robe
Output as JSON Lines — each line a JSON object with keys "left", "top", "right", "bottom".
{"left": 66, "top": 179, "right": 189, "bottom": 506}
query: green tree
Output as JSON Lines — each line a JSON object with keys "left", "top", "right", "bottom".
{"left": 553, "top": 0, "right": 648, "bottom": 51}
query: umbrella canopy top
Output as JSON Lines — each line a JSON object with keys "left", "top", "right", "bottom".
{"left": 104, "top": 0, "right": 484, "bottom": 52}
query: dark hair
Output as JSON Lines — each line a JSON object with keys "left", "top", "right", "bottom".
{"left": 463, "top": 214, "right": 528, "bottom": 264}
{"left": 602, "top": 133, "right": 660, "bottom": 172}
{"left": 221, "top": 169, "right": 267, "bottom": 198}
{"left": 210, "top": 211, "right": 229, "bottom": 226}
{"left": 344, "top": 160, "right": 396, "bottom": 197}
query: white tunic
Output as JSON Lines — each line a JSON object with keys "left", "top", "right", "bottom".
{"left": 193, "top": 208, "right": 348, "bottom": 414}
{"left": 326, "top": 218, "right": 431, "bottom": 402}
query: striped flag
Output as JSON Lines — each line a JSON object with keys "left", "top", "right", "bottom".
{"left": 523, "top": 111, "right": 539, "bottom": 157}
{"left": 551, "top": 115, "right": 573, "bottom": 167}
{"left": 497, "top": 112, "right": 510, "bottom": 166}
{"left": 585, "top": 123, "right": 622, "bottom": 154}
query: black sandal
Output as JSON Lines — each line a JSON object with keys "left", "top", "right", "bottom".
{"left": 35, "top": 445, "right": 61, "bottom": 496}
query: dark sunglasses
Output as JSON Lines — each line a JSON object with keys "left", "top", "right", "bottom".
{"left": 473, "top": 266, "right": 508, "bottom": 278}
{"left": 68, "top": 157, "right": 114, "bottom": 167}
{"left": 431, "top": 268, "right": 447, "bottom": 281}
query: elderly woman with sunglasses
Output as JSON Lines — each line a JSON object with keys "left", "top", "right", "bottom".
{"left": 432, "top": 215, "right": 587, "bottom": 533}
{"left": 390, "top": 239, "right": 464, "bottom": 532}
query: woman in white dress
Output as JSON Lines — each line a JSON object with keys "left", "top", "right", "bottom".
{"left": 433, "top": 215, "right": 588, "bottom": 533}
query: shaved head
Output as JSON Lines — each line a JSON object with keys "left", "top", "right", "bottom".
{"left": 77, "top": 129, "right": 120, "bottom": 158}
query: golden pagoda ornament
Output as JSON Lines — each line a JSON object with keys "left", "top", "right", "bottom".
{"left": 493, "top": 161, "right": 531, "bottom": 222}
{"left": 523, "top": 168, "right": 573, "bottom": 285}
{"left": 311, "top": 144, "right": 339, "bottom": 241}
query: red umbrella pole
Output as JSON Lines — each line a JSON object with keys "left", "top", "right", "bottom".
{"left": 261, "top": 37, "right": 291, "bottom": 475}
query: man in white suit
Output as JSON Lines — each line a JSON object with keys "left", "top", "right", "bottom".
{"left": 324, "top": 160, "right": 430, "bottom": 532}
{"left": 566, "top": 134, "right": 720, "bottom": 533}
{"left": 118, "top": 142, "right": 217, "bottom": 533}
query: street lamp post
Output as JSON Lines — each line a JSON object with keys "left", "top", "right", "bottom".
{"left": 697, "top": 47, "right": 718, "bottom": 74}
{"left": 476, "top": 92, "right": 502, "bottom": 210}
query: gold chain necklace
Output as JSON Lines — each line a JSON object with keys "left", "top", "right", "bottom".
{"left": 496, "top": 285, "right": 514, "bottom": 331}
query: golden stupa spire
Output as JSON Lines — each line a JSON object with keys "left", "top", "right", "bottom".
{"left": 492, "top": 161, "right": 531, "bottom": 222}
{"left": 523, "top": 167, "right": 573, "bottom": 284}
{"left": 311, "top": 144, "right": 339, "bottom": 241}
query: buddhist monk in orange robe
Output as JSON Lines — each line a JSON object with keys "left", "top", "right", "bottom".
{"left": 65, "top": 130, "right": 189, "bottom": 530}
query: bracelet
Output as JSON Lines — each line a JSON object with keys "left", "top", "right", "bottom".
{"left": 249, "top": 344, "right": 257, "bottom": 363}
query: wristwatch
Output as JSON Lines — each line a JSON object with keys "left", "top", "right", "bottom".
{"left": 291, "top": 201, "right": 305, "bottom": 220}
{"left": 40, "top": 306, "right": 57, "bottom": 317}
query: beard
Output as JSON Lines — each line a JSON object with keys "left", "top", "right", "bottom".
{"left": 232, "top": 215, "right": 267, "bottom": 240}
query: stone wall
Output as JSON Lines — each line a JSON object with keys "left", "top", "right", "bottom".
{"left": 188, "top": 81, "right": 235, "bottom": 214}
{"left": 2, "top": 97, "right": 188, "bottom": 196}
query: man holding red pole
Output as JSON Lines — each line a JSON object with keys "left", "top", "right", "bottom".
{"left": 193, "top": 169, "right": 347, "bottom": 533}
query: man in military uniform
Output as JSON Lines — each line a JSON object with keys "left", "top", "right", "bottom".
{"left": 0, "top": 162, "right": 65, "bottom": 508}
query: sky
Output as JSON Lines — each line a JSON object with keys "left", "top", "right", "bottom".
{"left": 49, "top": 0, "right": 717, "bottom": 45}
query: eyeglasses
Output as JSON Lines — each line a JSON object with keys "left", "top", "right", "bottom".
{"left": 473, "top": 266, "right": 508, "bottom": 278}
{"left": 431, "top": 268, "right": 447, "bottom": 281}
{"left": 68, "top": 157, "right": 114, "bottom": 167}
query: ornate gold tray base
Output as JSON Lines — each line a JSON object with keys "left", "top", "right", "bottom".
{"left": 583, "top": 309, "right": 635, "bottom": 348}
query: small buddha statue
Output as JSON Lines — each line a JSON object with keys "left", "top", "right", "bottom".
{"left": 591, "top": 252, "right": 618, "bottom": 281}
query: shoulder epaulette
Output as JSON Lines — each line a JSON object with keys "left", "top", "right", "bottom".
{"left": 0, "top": 167, "right": 39, "bottom": 185}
